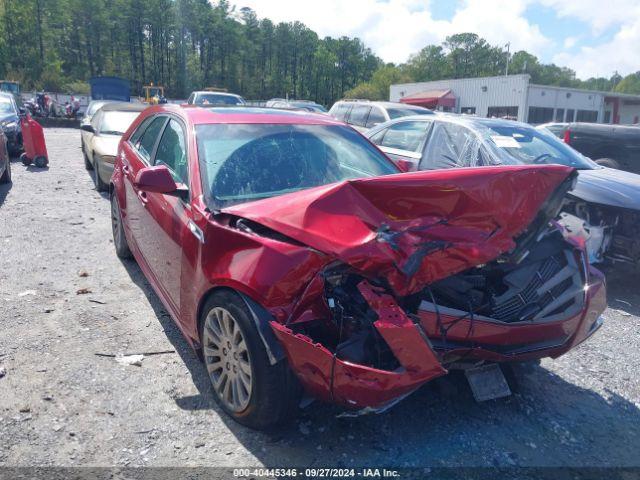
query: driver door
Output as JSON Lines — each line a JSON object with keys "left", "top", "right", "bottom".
{"left": 136, "top": 118, "right": 191, "bottom": 316}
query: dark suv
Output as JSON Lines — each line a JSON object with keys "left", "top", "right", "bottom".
{"left": 539, "top": 122, "right": 640, "bottom": 173}
{"left": 0, "top": 92, "right": 22, "bottom": 156}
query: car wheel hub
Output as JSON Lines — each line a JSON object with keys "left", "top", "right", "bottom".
{"left": 203, "top": 307, "right": 252, "bottom": 412}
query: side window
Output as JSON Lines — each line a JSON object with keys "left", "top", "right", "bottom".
{"left": 368, "top": 128, "right": 388, "bottom": 145}
{"left": 421, "top": 122, "right": 484, "bottom": 170}
{"left": 187, "top": 93, "right": 195, "bottom": 104}
{"left": 366, "top": 107, "right": 385, "bottom": 128}
{"left": 348, "top": 105, "right": 371, "bottom": 127}
{"left": 332, "top": 103, "right": 348, "bottom": 121}
{"left": 380, "top": 121, "right": 431, "bottom": 152}
{"left": 129, "top": 116, "right": 153, "bottom": 146}
{"left": 136, "top": 116, "right": 167, "bottom": 162}
{"left": 153, "top": 119, "right": 188, "bottom": 185}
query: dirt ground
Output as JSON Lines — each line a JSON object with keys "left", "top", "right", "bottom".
{"left": 1, "top": 128, "right": 639, "bottom": 470}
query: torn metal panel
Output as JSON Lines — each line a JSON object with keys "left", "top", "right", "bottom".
{"left": 224, "top": 165, "right": 575, "bottom": 296}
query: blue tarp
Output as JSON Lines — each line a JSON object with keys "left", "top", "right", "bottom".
{"left": 89, "top": 77, "right": 130, "bottom": 101}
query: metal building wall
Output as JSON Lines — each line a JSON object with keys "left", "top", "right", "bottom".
{"left": 390, "top": 75, "right": 531, "bottom": 121}
{"left": 527, "top": 85, "right": 605, "bottom": 122}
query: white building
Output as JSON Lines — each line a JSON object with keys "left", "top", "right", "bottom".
{"left": 390, "top": 74, "right": 640, "bottom": 125}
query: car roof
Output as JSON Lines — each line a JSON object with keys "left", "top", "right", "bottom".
{"left": 177, "top": 105, "right": 343, "bottom": 125}
{"left": 366, "top": 113, "right": 543, "bottom": 136}
{"left": 100, "top": 102, "right": 147, "bottom": 112}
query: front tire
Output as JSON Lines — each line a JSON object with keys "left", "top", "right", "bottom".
{"left": 111, "top": 192, "right": 132, "bottom": 259}
{"left": 200, "top": 290, "right": 299, "bottom": 430}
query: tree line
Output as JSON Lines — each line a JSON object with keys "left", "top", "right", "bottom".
{"left": 0, "top": 1, "right": 638, "bottom": 105}
{"left": 0, "top": 0, "right": 380, "bottom": 104}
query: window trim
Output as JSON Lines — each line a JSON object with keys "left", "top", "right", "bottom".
{"left": 151, "top": 115, "right": 190, "bottom": 191}
{"left": 129, "top": 114, "right": 170, "bottom": 166}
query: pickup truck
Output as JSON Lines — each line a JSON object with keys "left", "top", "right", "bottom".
{"left": 539, "top": 122, "right": 640, "bottom": 173}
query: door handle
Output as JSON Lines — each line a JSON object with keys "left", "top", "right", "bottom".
{"left": 137, "top": 190, "right": 148, "bottom": 206}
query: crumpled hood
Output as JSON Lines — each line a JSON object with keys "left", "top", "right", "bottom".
{"left": 571, "top": 167, "right": 640, "bottom": 209}
{"left": 223, "top": 165, "right": 574, "bottom": 296}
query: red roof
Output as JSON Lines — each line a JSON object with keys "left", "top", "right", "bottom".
{"left": 400, "top": 89, "right": 456, "bottom": 108}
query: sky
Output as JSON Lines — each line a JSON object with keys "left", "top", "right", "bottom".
{"left": 236, "top": 0, "right": 640, "bottom": 80}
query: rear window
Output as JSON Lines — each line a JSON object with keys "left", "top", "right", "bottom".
{"left": 195, "top": 93, "right": 244, "bottom": 105}
{"left": 331, "top": 103, "right": 351, "bottom": 121}
{"left": 348, "top": 105, "right": 371, "bottom": 127}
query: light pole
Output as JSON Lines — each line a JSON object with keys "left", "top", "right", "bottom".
{"left": 505, "top": 42, "right": 511, "bottom": 76}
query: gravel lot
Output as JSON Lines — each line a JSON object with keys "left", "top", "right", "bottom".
{"left": 0, "top": 128, "right": 639, "bottom": 471}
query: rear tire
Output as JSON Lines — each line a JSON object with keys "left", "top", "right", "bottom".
{"left": 111, "top": 192, "right": 132, "bottom": 259}
{"left": 200, "top": 290, "right": 300, "bottom": 430}
{"left": 84, "top": 149, "right": 93, "bottom": 170}
{"left": 595, "top": 158, "right": 620, "bottom": 169}
{"left": 94, "top": 159, "right": 107, "bottom": 192}
{"left": 0, "top": 159, "right": 11, "bottom": 184}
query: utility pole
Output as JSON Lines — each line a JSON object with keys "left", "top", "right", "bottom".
{"left": 505, "top": 42, "right": 511, "bottom": 76}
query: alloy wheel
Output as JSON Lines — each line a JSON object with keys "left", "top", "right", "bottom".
{"left": 202, "top": 307, "right": 253, "bottom": 412}
{"left": 111, "top": 196, "right": 122, "bottom": 247}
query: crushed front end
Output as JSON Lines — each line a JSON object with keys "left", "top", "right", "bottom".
{"left": 271, "top": 230, "right": 605, "bottom": 410}
{"left": 224, "top": 165, "right": 606, "bottom": 410}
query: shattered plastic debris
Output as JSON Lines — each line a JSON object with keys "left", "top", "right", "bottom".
{"left": 76, "top": 288, "right": 92, "bottom": 295}
{"left": 115, "top": 354, "right": 144, "bottom": 367}
{"left": 18, "top": 290, "right": 37, "bottom": 297}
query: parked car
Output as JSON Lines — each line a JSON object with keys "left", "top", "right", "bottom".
{"left": 81, "top": 102, "right": 146, "bottom": 191}
{"left": 538, "top": 122, "right": 640, "bottom": 173}
{"left": 187, "top": 91, "right": 246, "bottom": 106}
{"left": 81, "top": 100, "right": 116, "bottom": 150}
{"left": 0, "top": 129, "right": 11, "bottom": 184}
{"left": 110, "top": 104, "right": 605, "bottom": 429}
{"left": 265, "top": 99, "right": 327, "bottom": 113}
{"left": 366, "top": 114, "right": 640, "bottom": 268}
{"left": 328, "top": 100, "right": 433, "bottom": 132}
{"left": 0, "top": 92, "right": 22, "bottom": 156}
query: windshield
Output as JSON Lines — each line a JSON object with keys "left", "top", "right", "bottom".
{"left": 0, "top": 99, "right": 15, "bottom": 115}
{"left": 100, "top": 111, "right": 141, "bottom": 135}
{"left": 482, "top": 124, "right": 596, "bottom": 170}
{"left": 387, "top": 106, "right": 433, "bottom": 119}
{"left": 196, "top": 94, "right": 244, "bottom": 106}
{"left": 196, "top": 123, "right": 398, "bottom": 208}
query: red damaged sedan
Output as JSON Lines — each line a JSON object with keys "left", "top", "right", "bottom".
{"left": 110, "top": 105, "right": 605, "bottom": 429}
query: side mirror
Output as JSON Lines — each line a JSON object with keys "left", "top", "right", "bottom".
{"left": 80, "top": 124, "right": 95, "bottom": 133}
{"left": 134, "top": 165, "right": 178, "bottom": 194}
